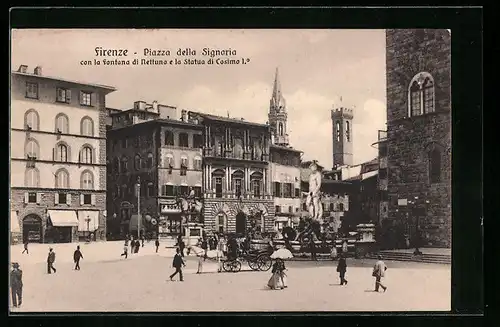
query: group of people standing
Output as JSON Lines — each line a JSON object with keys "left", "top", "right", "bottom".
{"left": 121, "top": 235, "right": 147, "bottom": 258}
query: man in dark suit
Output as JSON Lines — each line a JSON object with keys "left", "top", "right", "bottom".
{"left": 73, "top": 245, "right": 84, "bottom": 270}
{"left": 336, "top": 252, "right": 348, "bottom": 285}
{"left": 169, "top": 248, "right": 186, "bottom": 281}
{"left": 22, "top": 239, "right": 29, "bottom": 254}
{"left": 155, "top": 238, "right": 160, "bottom": 253}
{"left": 10, "top": 262, "right": 23, "bottom": 308}
{"left": 47, "top": 248, "right": 56, "bottom": 274}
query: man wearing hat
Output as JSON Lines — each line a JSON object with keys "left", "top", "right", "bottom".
{"left": 47, "top": 248, "right": 57, "bottom": 274}
{"left": 10, "top": 262, "right": 23, "bottom": 308}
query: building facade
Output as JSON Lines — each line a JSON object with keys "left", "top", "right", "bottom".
{"left": 385, "top": 29, "right": 452, "bottom": 247}
{"left": 106, "top": 102, "right": 203, "bottom": 239}
{"left": 188, "top": 111, "right": 275, "bottom": 236}
{"left": 10, "top": 65, "right": 115, "bottom": 243}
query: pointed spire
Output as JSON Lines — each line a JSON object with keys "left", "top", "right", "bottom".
{"left": 272, "top": 67, "right": 281, "bottom": 100}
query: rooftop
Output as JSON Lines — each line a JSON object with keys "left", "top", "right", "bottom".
{"left": 190, "top": 112, "right": 270, "bottom": 128}
{"left": 108, "top": 117, "right": 203, "bottom": 132}
{"left": 270, "top": 144, "right": 303, "bottom": 153}
{"left": 12, "top": 70, "right": 116, "bottom": 93}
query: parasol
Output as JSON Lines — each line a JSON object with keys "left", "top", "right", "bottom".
{"left": 189, "top": 246, "right": 204, "bottom": 256}
{"left": 270, "top": 248, "right": 294, "bottom": 260}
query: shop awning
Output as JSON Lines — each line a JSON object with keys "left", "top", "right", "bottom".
{"left": 275, "top": 217, "right": 290, "bottom": 222}
{"left": 77, "top": 210, "right": 99, "bottom": 232}
{"left": 11, "top": 211, "right": 21, "bottom": 233}
{"left": 48, "top": 210, "right": 79, "bottom": 227}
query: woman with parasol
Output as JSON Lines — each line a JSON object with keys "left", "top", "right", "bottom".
{"left": 268, "top": 248, "right": 293, "bottom": 289}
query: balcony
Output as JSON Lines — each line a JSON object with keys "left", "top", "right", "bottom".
{"left": 203, "top": 147, "right": 269, "bottom": 163}
{"left": 204, "top": 190, "right": 272, "bottom": 200}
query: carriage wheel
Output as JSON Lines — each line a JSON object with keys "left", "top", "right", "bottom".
{"left": 222, "top": 260, "right": 233, "bottom": 272}
{"left": 258, "top": 256, "right": 272, "bottom": 271}
{"left": 248, "top": 259, "right": 260, "bottom": 271}
{"left": 230, "top": 260, "right": 242, "bottom": 272}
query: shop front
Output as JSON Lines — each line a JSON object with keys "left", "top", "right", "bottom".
{"left": 158, "top": 200, "right": 183, "bottom": 245}
{"left": 22, "top": 214, "right": 43, "bottom": 243}
{"left": 47, "top": 210, "right": 79, "bottom": 243}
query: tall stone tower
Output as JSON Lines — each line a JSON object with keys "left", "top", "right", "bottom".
{"left": 331, "top": 103, "right": 354, "bottom": 167}
{"left": 268, "top": 68, "right": 289, "bottom": 146}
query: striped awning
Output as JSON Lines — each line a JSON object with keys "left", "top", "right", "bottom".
{"left": 10, "top": 211, "right": 21, "bottom": 233}
{"left": 48, "top": 210, "right": 79, "bottom": 227}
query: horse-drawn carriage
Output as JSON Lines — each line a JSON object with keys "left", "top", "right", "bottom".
{"left": 221, "top": 248, "right": 273, "bottom": 273}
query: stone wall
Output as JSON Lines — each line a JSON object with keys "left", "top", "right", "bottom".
{"left": 385, "top": 29, "right": 451, "bottom": 247}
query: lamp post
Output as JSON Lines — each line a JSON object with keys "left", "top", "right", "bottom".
{"left": 85, "top": 216, "right": 91, "bottom": 242}
{"left": 136, "top": 177, "right": 141, "bottom": 239}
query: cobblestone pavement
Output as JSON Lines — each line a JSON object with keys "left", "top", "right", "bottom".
{"left": 10, "top": 242, "right": 451, "bottom": 312}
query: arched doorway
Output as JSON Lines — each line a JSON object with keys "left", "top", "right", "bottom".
{"left": 23, "top": 214, "right": 42, "bottom": 243}
{"left": 235, "top": 212, "right": 247, "bottom": 235}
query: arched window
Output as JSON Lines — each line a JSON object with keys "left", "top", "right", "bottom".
{"left": 428, "top": 149, "right": 441, "bottom": 183}
{"left": 55, "top": 169, "right": 70, "bottom": 188}
{"left": 423, "top": 78, "right": 435, "bottom": 113}
{"left": 336, "top": 121, "right": 341, "bottom": 142}
{"left": 25, "top": 138, "right": 40, "bottom": 159}
{"left": 346, "top": 121, "right": 350, "bottom": 142}
{"left": 147, "top": 153, "right": 154, "bottom": 168}
{"left": 278, "top": 123, "right": 284, "bottom": 136}
{"left": 25, "top": 109, "right": 40, "bottom": 130}
{"left": 80, "top": 146, "right": 93, "bottom": 164}
{"left": 409, "top": 81, "right": 422, "bottom": 117}
{"left": 338, "top": 203, "right": 345, "bottom": 211}
{"left": 56, "top": 143, "right": 69, "bottom": 162}
{"left": 81, "top": 170, "right": 94, "bottom": 189}
{"left": 165, "top": 130, "right": 174, "bottom": 146}
{"left": 179, "top": 133, "right": 189, "bottom": 148}
{"left": 134, "top": 154, "right": 142, "bottom": 171}
{"left": 25, "top": 168, "right": 40, "bottom": 187}
{"left": 165, "top": 153, "right": 174, "bottom": 168}
{"left": 121, "top": 156, "right": 128, "bottom": 173}
{"left": 408, "top": 72, "right": 435, "bottom": 117}
{"left": 55, "top": 113, "right": 69, "bottom": 134}
{"left": 113, "top": 157, "right": 120, "bottom": 173}
{"left": 80, "top": 116, "right": 94, "bottom": 136}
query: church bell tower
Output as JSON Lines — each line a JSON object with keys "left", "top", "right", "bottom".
{"left": 268, "top": 68, "right": 289, "bottom": 146}
{"left": 331, "top": 99, "right": 354, "bottom": 167}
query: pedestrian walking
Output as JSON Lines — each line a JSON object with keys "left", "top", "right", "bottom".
{"left": 196, "top": 253, "right": 204, "bottom": 274}
{"left": 141, "top": 235, "right": 145, "bottom": 247}
{"left": 372, "top": 255, "right": 388, "bottom": 292}
{"left": 134, "top": 239, "right": 141, "bottom": 254}
{"left": 73, "top": 245, "right": 84, "bottom": 270}
{"left": 22, "top": 239, "right": 29, "bottom": 254}
{"left": 336, "top": 253, "right": 348, "bottom": 285}
{"left": 201, "top": 237, "right": 208, "bottom": 259}
{"left": 130, "top": 238, "right": 135, "bottom": 253}
{"left": 47, "top": 248, "right": 56, "bottom": 274}
{"left": 179, "top": 239, "right": 186, "bottom": 257}
{"left": 10, "top": 262, "right": 23, "bottom": 308}
{"left": 169, "top": 248, "right": 186, "bottom": 281}
{"left": 121, "top": 241, "right": 129, "bottom": 259}
{"left": 155, "top": 238, "right": 160, "bottom": 253}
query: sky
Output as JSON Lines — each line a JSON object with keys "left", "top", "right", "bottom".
{"left": 11, "top": 29, "right": 387, "bottom": 169}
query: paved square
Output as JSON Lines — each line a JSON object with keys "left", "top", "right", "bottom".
{"left": 10, "top": 242, "right": 451, "bottom": 312}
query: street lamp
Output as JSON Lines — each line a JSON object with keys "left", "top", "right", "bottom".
{"left": 85, "top": 216, "right": 91, "bottom": 241}
{"left": 136, "top": 176, "right": 141, "bottom": 239}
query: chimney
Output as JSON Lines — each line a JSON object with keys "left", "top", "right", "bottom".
{"left": 34, "top": 66, "right": 42, "bottom": 75}
{"left": 181, "top": 110, "right": 187, "bottom": 122}
{"left": 18, "top": 65, "right": 28, "bottom": 73}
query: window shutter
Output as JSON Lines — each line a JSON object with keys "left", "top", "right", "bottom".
{"left": 91, "top": 194, "right": 96, "bottom": 206}
{"left": 24, "top": 192, "right": 29, "bottom": 203}
{"left": 67, "top": 193, "right": 72, "bottom": 205}
{"left": 55, "top": 193, "right": 59, "bottom": 205}
{"left": 36, "top": 193, "right": 41, "bottom": 204}
{"left": 80, "top": 194, "right": 84, "bottom": 205}
{"left": 66, "top": 89, "right": 71, "bottom": 102}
